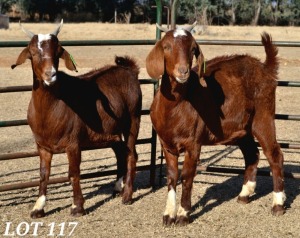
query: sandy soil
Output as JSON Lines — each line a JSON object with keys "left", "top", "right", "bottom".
{"left": 0, "top": 23, "right": 299, "bottom": 237}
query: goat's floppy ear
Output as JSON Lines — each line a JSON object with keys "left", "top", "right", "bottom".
{"left": 11, "top": 47, "right": 31, "bottom": 69}
{"left": 146, "top": 40, "right": 164, "bottom": 79}
{"left": 194, "top": 43, "right": 205, "bottom": 77}
{"left": 59, "top": 46, "right": 78, "bottom": 72}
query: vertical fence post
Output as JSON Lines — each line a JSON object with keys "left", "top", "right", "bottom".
{"left": 149, "top": 0, "right": 162, "bottom": 188}
{"left": 150, "top": 81, "right": 159, "bottom": 188}
{"left": 155, "top": 0, "right": 162, "bottom": 40}
{"left": 155, "top": 0, "right": 164, "bottom": 187}
{"left": 170, "top": 0, "right": 178, "bottom": 30}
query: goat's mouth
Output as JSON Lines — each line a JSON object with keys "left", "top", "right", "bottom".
{"left": 43, "top": 74, "right": 57, "bottom": 86}
{"left": 175, "top": 75, "right": 189, "bottom": 84}
{"left": 174, "top": 66, "right": 190, "bottom": 84}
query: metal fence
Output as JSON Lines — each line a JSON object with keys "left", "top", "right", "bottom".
{"left": 0, "top": 38, "right": 299, "bottom": 193}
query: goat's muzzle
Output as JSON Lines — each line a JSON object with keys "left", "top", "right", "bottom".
{"left": 174, "top": 65, "right": 190, "bottom": 84}
{"left": 43, "top": 66, "right": 57, "bottom": 86}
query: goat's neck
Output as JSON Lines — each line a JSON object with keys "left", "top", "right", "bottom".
{"left": 160, "top": 74, "right": 187, "bottom": 102}
{"left": 31, "top": 76, "right": 59, "bottom": 108}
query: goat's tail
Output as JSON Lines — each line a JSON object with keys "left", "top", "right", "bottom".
{"left": 261, "top": 32, "right": 279, "bottom": 74}
{"left": 115, "top": 56, "right": 140, "bottom": 76}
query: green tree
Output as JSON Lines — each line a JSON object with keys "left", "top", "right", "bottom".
{"left": 277, "top": 0, "right": 300, "bottom": 25}
{"left": 259, "top": 0, "right": 300, "bottom": 26}
{"left": 177, "top": 0, "right": 218, "bottom": 25}
{"left": 0, "top": 0, "right": 16, "bottom": 14}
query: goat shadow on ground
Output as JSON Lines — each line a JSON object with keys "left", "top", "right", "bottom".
{"left": 0, "top": 168, "right": 157, "bottom": 218}
{"left": 44, "top": 169, "right": 158, "bottom": 216}
{"left": 190, "top": 164, "right": 300, "bottom": 223}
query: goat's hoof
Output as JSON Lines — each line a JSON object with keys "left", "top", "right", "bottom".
{"left": 30, "top": 209, "right": 45, "bottom": 219}
{"left": 163, "top": 215, "right": 175, "bottom": 227}
{"left": 272, "top": 205, "right": 285, "bottom": 216}
{"left": 121, "top": 192, "right": 133, "bottom": 205}
{"left": 71, "top": 206, "right": 86, "bottom": 217}
{"left": 122, "top": 197, "right": 133, "bottom": 205}
{"left": 112, "top": 190, "right": 121, "bottom": 198}
{"left": 237, "top": 196, "right": 250, "bottom": 204}
{"left": 175, "top": 215, "right": 190, "bottom": 226}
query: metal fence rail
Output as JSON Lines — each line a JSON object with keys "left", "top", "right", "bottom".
{"left": 1, "top": 39, "right": 300, "bottom": 48}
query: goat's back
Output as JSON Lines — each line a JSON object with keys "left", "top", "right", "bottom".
{"left": 201, "top": 32, "right": 278, "bottom": 102}
{"left": 78, "top": 56, "right": 141, "bottom": 117}
{"left": 203, "top": 52, "right": 278, "bottom": 105}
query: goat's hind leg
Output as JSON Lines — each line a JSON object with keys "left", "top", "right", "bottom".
{"left": 263, "top": 141, "right": 285, "bottom": 215}
{"left": 67, "top": 148, "right": 85, "bottom": 216}
{"left": 119, "top": 115, "right": 140, "bottom": 205}
{"left": 253, "top": 118, "right": 285, "bottom": 215}
{"left": 112, "top": 140, "right": 137, "bottom": 205}
{"left": 31, "top": 147, "right": 52, "bottom": 218}
{"left": 237, "top": 135, "right": 259, "bottom": 204}
{"left": 112, "top": 142, "right": 127, "bottom": 198}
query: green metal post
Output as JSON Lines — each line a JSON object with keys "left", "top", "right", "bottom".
{"left": 155, "top": 0, "right": 162, "bottom": 40}
{"left": 171, "top": 0, "right": 178, "bottom": 29}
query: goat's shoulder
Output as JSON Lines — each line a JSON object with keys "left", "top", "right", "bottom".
{"left": 57, "top": 71, "right": 78, "bottom": 82}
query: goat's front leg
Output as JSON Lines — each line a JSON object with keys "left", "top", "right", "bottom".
{"left": 176, "top": 149, "right": 199, "bottom": 226}
{"left": 66, "top": 148, "right": 85, "bottom": 216}
{"left": 162, "top": 148, "right": 179, "bottom": 226}
{"left": 31, "top": 146, "right": 52, "bottom": 218}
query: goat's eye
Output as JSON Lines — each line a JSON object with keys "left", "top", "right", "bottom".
{"left": 30, "top": 50, "right": 38, "bottom": 57}
{"left": 191, "top": 48, "right": 196, "bottom": 55}
{"left": 163, "top": 44, "right": 171, "bottom": 52}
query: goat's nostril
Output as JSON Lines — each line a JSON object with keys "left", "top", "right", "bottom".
{"left": 45, "top": 71, "right": 52, "bottom": 77}
{"left": 178, "top": 66, "right": 189, "bottom": 75}
{"left": 45, "top": 70, "right": 56, "bottom": 77}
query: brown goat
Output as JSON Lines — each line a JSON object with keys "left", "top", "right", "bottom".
{"left": 12, "top": 20, "right": 142, "bottom": 218}
{"left": 146, "top": 28, "right": 285, "bottom": 226}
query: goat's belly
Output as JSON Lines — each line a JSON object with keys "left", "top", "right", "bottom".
{"left": 34, "top": 133, "right": 122, "bottom": 153}
{"left": 34, "top": 137, "right": 68, "bottom": 153}
{"left": 83, "top": 132, "right": 122, "bottom": 147}
{"left": 203, "top": 129, "right": 248, "bottom": 145}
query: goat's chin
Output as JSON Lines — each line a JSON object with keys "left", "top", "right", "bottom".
{"left": 175, "top": 77, "right": 189, "bottom": 84}
{"left": 43, "top": 76, "right": 57, "bottom": 86}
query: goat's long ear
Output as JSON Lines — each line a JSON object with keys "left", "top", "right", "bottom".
{"left": 11, "top": 47, "right": 31, "bottom": 69}
{"left": 59, "top": 46, "right": 78, "bottom": 72}
{"left": 194, "top": 43, "right": 205, "bottom": 77}
{"left": 146, "top": 40, "right": 164, "bottom": 79}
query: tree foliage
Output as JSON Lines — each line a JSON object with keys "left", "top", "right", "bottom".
{"left": 1, "top": 0, "right": 299, "bottom": 25}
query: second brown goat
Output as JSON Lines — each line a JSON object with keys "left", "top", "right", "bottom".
{"left": 146, "top": 28, "right": 285, "bottom": 226}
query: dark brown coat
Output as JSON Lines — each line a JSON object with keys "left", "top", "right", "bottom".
{"left": 12, "top": 22, "right": 142, "bottom": 218}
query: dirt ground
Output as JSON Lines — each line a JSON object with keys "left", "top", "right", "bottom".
{"left": 0, "top": 23, "right": 299, "bottom": 237}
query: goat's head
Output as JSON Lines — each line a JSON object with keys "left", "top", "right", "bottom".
{"left": 146, "top": 22, "right": 205, "bottom": 83}
{"left": 11, "top": 19, "right": 77, "bottom": 86}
